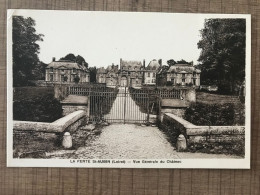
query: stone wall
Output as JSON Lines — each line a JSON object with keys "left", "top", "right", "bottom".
{"left": 160, "top": 113, "right": 245, "bottom": 156}
{"left": 14, "top": 110, "right": 87, "bottom": 133}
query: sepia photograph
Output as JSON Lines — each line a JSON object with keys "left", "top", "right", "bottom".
{"left": 7, "top": 10, "right": 251, "bottom": 168}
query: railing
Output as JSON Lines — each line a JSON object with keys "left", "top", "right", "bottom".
{"left": 129, "top": 87, "right": 183, "bottom": 99}
{"left": 67, "top": 86, "right": 117, "bottom": 96}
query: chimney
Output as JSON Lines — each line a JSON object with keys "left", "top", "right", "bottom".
{"left": 52, "top": 57, "right": 56, "bottom": 62}
{"left": 143, "top": 59, "right": 146, "bottom": 68}
{"left": 120, "top": 58, "right": 122, "bottom": 70}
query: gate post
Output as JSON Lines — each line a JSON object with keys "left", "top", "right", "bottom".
{"left": 123, "top": 86, "right": 127, "bottom": 124}
{"left": 147, "top": 95, "right": 150, "bottom": 124}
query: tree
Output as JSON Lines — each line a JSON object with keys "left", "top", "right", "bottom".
{"left": 89, "top": 67, "right": 97, "bottom": 83}
{"left": 31, "top": 61, "right": 47, "bottom": 80}
{"left": 13, "top": 16, "right": 44, "bottom": 86}
{"left": 176, "top": 59, "right": 192, "bottom": 65}
{"left": 60, "top": 53, "right": 76, "bottom": 62}
{"left": 167, "top": 59, "right": 176, "bottom": 67}
{"left": 197, "top": 19, "right": 246, "bottom": 94}
{"left": 60, "top": 53, "right": 88, "bottom": 68}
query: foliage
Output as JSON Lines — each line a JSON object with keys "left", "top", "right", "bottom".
{"left": 167, "top": 59, "right": 192, "bottom": 67}
{"left": 176, "top": 59, "right": 192, "bottom": 65}
{"left": 186, "top": 82, "right": 193, "bottom": 87}
{"left": 197, "top": 19, "right": 246, "bottom": 95}
{"left": 60, "top": 53, "right": 88, "bottom": 68}
{"left": 166, "top": 81, "right": 173, "bottom": 86}
{"left": 31, "top": 61, "right": 47, "bottom": 80}
{"left": 13, "top": 94, "right": 62, "bottom": 122}
{"left": 13, "top": 16, "right": 44, "bottom": 86}
{"left": 74, "top": 75, "right": 80, "bottom": 83}
{"left": 187, "top": 138, "right": 245, "bottom": 157}
{"left": 184, "top": 103, "right": 235, "bottom": 126}
{"left": 167, "top": 59, "right": 176, "bottom": 66}
{"left": 89, "top": 66, "right": 97, "bottom": 82}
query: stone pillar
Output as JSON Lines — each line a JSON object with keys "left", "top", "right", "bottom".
{"left": 62, "top": 132, "right": 72, "bottom": 149}
{"left": 186, "top": 88, "right": 196, "bottom": 103}
{"left": 176, "top": 134, "right": 187, "bottom": 151}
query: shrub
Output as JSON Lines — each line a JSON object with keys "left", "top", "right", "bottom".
{"left": 166, "top": 81, "right": 173, "bottom": 86}
{"left": 184, "top": 102, "right": 235, "bottom": 126}
{"left": 74, "top": 75, "right": 80, "bottom": 83}
{"left": 13, "top": 94, "right": 63, "bottom": 122}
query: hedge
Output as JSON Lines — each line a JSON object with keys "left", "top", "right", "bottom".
{"left": 13, "top": 94, "right": 62, "bottom": 122}
{"left": 184, "top": 102, "right": 235, "bottom": 126}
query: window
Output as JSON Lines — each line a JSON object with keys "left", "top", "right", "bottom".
{"left": 153, "top": 73, "right": 156, "bottom": 77}
{"left": 50, "top": 67, "right": 53, "bottom": 72}
{"left": 136, "top": 80, "right": 138, "bottom": 84}
{"left": 61, "top": 69, "right": 64, "bottom": 73}
{"left": 73, "top": 68, "right": 76, "bottom": 73}
{"left": 152, "top": 79, "right": 156, "bottom": 83}
{"left": 148, "top": 73, "right": 150, "bottom": 77}
{"left": 182, "top": 73, "right": 185, "bottom": 78}
{"left": 182, "top": 79, "right": 185, "bottom": 83}
{"left": 50, "top": 74, "right": 53, "bottom": 81}
{"left": 61, "top": 75, "right": 64, "bottom": 82}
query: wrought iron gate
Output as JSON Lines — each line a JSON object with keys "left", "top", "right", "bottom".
{"left": 88, "top": 87, "right": 155, "bottom": 124}
{"left": 67, "top": 86, "right": 182, "bottom": 124}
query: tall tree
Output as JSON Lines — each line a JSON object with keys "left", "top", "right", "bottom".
{"left": 197, "top": 19, "right": 246, "bottom": 94}
{"left": 13, "top": 16, "right": 44, "bottom": 86}
{"left": 31, "top": 61, "right": 47, "bottom": 80}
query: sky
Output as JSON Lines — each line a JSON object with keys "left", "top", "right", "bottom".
{"left": 11, "top": 10, "right": 209, "bottom": 68}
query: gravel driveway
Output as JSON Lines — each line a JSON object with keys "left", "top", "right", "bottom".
{"left": 47, "top": 124, "right": 241, "bottom": 159}
{"left": 54, "top": 124, "right": 179, "bottom": 159}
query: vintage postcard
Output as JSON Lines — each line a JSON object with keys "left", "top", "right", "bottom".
{"left": 7, "top": 10, "right": 251, "bottom": 168}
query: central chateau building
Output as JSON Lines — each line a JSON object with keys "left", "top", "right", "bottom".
{"left": 96, "top": 59, "right": 201, "bottom": 88}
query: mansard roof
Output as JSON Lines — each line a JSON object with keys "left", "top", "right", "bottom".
{"left": 107, "top": 65, "right": 119, "bottom": 72}
{"left": 97, "top": 67, "right": 106, "bottom": 73}
{"left": 146, "top": 59, "right": 160, "bottom": 71}
{"left": 167, "top": 64, "right": 200, "bottom": 74}
{"left": 46, "top": 60, "right": 89, "bottom": 72}
{"left": 121, "top": 60, "right": 143, "bottom": 69}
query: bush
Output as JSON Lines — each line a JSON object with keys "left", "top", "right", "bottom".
{"left": 13, "top": 94, "right": 63, "bottom": 122}
{"left": 184, "top": 103, "right": 235, "bottom": 126}
{"left": 166, "top": 81, "right": 173, "bottom": 86}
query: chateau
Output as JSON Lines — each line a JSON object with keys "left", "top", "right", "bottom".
{"left": 45, "top": 58, "right": 90, "bottom": 83}
{"left": 96, "top": 59, "right": 161, "bottom": 87}
{"left": 96, "top": 59, "right": 201, "bottom": 88}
